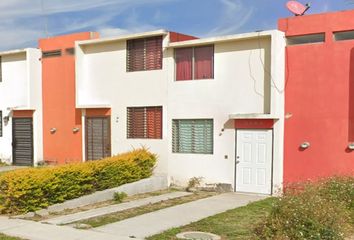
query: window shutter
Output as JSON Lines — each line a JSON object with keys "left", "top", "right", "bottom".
{"left": 194, "top": 45, "right": 214, "bottom": 79}
{"left": 146, "top": 36, "right": 163, "bottom": 70}
{"left": 146, "top": 107, "right": 162, "bottom": 139}
{"left": 127, "top": 39, "right": 145, "bottom": 72}
{"left": 127, "top": 36, "right": 163, "bottom": 72}
{"left": 127, "top": 107, "right": 145, "bottom": 138}
{"left": 193, "top": 120, "right": 213, "bottom": 154}
{"left": 175, "top": 48, "right": 193, "bottom": 81}
{"left": 172, "top": 119, "right": 213, "bottom": 154}
{"left": 127, "top": 106, "right": 162, "bottom": 139}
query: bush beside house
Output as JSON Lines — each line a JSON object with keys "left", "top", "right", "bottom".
{"left": 256, "top": 176, "right": 354, "bottom": 240}
{"left": 0, "top": 148, "right": 156, "bottom": 214}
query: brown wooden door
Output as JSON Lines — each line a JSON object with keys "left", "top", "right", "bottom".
{"left": 86, "top": 117, "right": 111, "bottom": 161}
{"left": 12, "top": 118, "right": 34, "bottom": 166}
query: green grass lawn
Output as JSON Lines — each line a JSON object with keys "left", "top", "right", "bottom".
{"left": 147, "top": 197, "right": 275, "bottom": 240}
{"left": 0, "top": 234, "right": 24, "bottom": 240}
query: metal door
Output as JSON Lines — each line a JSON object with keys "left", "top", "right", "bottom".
{"left": 12, "top": 118, "right": 34, "bottom": 166}
{"left": 86, "top": 117, "right": 111, "bottom": 160}
{"left": 236, "top": 129, "right": 272, "bottom": 194}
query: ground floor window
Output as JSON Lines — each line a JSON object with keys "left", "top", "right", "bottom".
{"left": 127, "top": 106, "right": 162, "bottom": 139}
{"left": 172, "top": 119, "right": 213, "bottom": 154}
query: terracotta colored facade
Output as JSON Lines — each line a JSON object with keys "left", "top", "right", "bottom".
{"left": 39, "top": 32, "right": 99, "bottom": 164}
{"left": 279, "top": 10, "right": 354, "bottom": 183}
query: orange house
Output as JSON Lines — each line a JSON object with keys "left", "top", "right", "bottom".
{"left": 39, "top": 32, "right": 99, "bottom": 164}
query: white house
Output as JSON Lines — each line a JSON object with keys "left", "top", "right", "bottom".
{"left": 0, "top": 48, "right": 43, "bottom": 166}
{"left": 75, "top": 29, "right": 285, "bottom": 194}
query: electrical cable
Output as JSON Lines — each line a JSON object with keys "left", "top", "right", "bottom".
{"left": 256, "top": 31, "right": 289, "bottom": 94}
{"left": 248, "top": 48, "right": 264, "bottom": 97}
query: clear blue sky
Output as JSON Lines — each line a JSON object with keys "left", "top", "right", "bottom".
{"left": 0, "top": 0, "right": 353, "bottom": 51}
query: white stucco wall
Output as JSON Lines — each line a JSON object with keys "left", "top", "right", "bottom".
{"left": 0, "top": 49, "right": 43, "bottom": 165}
{"left": 76, "top": 30, "right": 285, "bottom": 192}
{"left": 76, "top": 34, "right": 170, "bottom": 174}
{"left": 166, "top": 35, "right": 280, "bottom": 189}
{"left": 27, "top": 49, "right": 43, "bottom": 164}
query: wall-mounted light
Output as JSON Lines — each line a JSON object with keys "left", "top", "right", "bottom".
{"left": 72, "top": 127, "right": 80, "bottom": 133}
{"left": 300, "top": 142, "right": 310, "bottom": 149}
{"left": 348, "top": 142, "right": 354, "bottom": 150}
{"left": 50, "top": 128, "right": 57, "bottom": 134}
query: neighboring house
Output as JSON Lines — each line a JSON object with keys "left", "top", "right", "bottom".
{"left": 279, "top": 10, "right": 354, "bottom": 183}
{"left": 39, "top": 32, "right": 99, "bottom": 164}
{"left": 75, "top": 30, "right": 285, "bottom": 194}
{"left": 0, "top": 48, "right": 42, "bottom": 166}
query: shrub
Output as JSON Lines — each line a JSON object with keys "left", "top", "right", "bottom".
{"left": 0, "top": 148, "right": 156, "bottom": 214}
{"left": 113, "top": 192, "right": 127, "bottom": 203}
{"left": 256, "top": 176, "right": 354, "bottom": 240}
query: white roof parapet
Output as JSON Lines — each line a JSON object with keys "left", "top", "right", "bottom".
{"left": 168, "top": 30, "right": 280, "bottom": 48}
{"left": 77, "top": 29, "right": 169, "bottom": 46}
{"left": 0, "top": 48, "right": 28, "bottom": 56}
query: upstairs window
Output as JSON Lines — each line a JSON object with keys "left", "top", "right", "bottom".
{"left": 175, "top": 45, "right": 214, "bottom": 81}
{"left": 287, "top": 33, "right": 325, "bottom": 46}
{"left": 334, "top": 30, "right": 354, "bottom": 42}
{"left": 127, "top": 36, "right": 163, "bottom": 72}
{"left": 42, "top": 50, "right": 62, "bottom": 58}
{"left": 127, "top": 106, "right": 162, "bottom": 139}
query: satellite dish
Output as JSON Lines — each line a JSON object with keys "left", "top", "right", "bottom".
{"left": 286, "top": 1, "right": 311, "bottom": 16}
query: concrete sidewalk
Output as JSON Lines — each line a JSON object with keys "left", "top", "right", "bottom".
{"left": 43, "top": 191, "right": 191, "bottom": 225}
{"left": 94, "top": 193, "right": 267, "bottom": 238}
{"left": 0, "top": 217, "right": 139, "bottom": 240}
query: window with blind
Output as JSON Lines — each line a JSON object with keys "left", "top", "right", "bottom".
{"left": 127, "top": 106, "right": 162, "bottom": 139}
{"left": 175, "top": 45, "right": 214, "bottom": 81}
{"left": 127, "top": 36, "right": 163, "bottom": 72}
{"left": 172, "top": 119, "right": 213, "bottom": 154}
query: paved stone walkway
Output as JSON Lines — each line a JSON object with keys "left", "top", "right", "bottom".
{"left": 94, "top": 193, "right": 267, "bottom": 239}
{"left": 43, "top": 191, "right": 192, "bottom": 225}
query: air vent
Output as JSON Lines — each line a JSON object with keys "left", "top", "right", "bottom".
{"left": 42, "top": 50, "right": 62, "bottom": 58}
{"left": 287, "top": 33, "right": 325, "bottom": 46}
{"left": 334, "top": 30, "right": 354, "bottom": 41}
{"left": 65, "top": 48, "right": 75, "bottom": 55}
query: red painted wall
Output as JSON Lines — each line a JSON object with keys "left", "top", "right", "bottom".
{"left": 234, "top": 119, "right": 274, "bottom": 129}
{"left": 279, "top": 10, "right": 354, "bottom": 183}
{"left": 39, "top": 32, "right": 99, "bottom": 164}
{"left": 169, "top": 31, "right": 198, "bottom": 42}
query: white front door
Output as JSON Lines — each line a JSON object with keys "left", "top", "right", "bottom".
{"left": 236, "top": 129, "right": 272, "bottom": 194}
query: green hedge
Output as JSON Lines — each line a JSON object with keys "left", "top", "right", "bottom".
{"left": 0, "top": 148, "right": 156, "bottom": 214}
{"left": 256, "top": 176, "right": 354, "bottom": 240}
